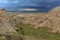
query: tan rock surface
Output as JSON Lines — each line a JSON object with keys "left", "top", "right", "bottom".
{"left": 13, "top": 6, "right": 60, "bottom": 33}
{"left": 0, "top": 9, "right": 17, "bottom": 35}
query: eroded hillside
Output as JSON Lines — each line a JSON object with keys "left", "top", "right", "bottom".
{"left": 12, "top": 6, "right": 60, "bottom": 33}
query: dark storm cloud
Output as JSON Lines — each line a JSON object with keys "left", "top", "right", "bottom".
{"left": 0, "top": 0, "right": 60, "bottom": 11}
{"left": 0, "top": 0, "right": 59, "bottom": 7}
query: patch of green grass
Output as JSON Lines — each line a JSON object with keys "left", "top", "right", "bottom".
{"left": 16, "top": 24, "right": 60, "bottom": 40}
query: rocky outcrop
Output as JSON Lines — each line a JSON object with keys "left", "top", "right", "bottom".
{"left": 13, "top": 6, "right": 60, "bottom": 33}
{"left": 47, "top": 6, "right": 60, "bottom": 33}
{"left": 0, "top": 9, "right": 17, "bottom": 35}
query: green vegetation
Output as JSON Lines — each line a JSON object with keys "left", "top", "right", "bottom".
{"left": 16, "top": 24, "right": 60, "bottom": 40}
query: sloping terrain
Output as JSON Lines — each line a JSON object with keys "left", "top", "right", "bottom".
{"left": 0, "top": 6, "right": 60, "bottom": 40}
{"left": 0, "top": 10, "right": 17, "bottom": 35}
{"left": 13, "top": 6, "right": 60, "bottom": 34}
{"left": 0, "top": 9, "right": 18, "bottom": 40}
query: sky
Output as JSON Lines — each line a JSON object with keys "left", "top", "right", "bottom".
{"left": 0, "top": 0, "right": 60, "bottom": 12}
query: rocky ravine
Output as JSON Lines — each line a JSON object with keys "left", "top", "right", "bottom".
{"left": 14, "top": 6, "right": 60, "bottom": 33}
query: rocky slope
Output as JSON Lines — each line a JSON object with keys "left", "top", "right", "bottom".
{"left": 0, "top": 10, "right": 18, "bottom": 40}
{"left": 13, "top": 6, "right": 60, "bottom": 33}
{"left": 0, "top": 9, "right": 17, "bottom": 35}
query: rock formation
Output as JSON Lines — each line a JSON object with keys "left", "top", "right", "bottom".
{"left": 14, "top": 6, "right": 60, "bottom": 33}
{"left": 47, "top": 6, "right": 60, "bottom": 33}
{"left": 0, "top": 9, "right": 17, "bottom": 35}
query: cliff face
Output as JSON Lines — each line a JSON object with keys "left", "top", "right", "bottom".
{"left": 13, "top": 6, "right": 60, "bottom": 33}
{"left": 0, "top": 10, "right": 17, "bottom": 35}
{"left": 47, "top": 6, "right": 60, "bottom": 33}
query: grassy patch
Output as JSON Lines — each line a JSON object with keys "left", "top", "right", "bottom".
{"left": 16, "top": 24, "right": 60, "bottom": 40}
